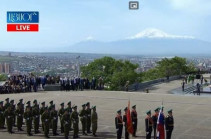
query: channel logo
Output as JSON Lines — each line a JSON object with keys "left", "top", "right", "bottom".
{"left": 7, "top": 11, "right": 39, "bottom": 32}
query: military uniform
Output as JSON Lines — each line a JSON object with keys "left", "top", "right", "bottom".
{"left": 91, "top": 106, "right": 98, "bottom": 137}
{"left": 40, "top": 102, "right": 46, "bottom": 131}
{"left": 66, "top": 101, "right": 73, "bottom": 131}
{"left": 115, "top": 110, "right": 123, "bottom": 139}
{"left": 32, "top": 100, "right": 40, "bottom": 133}
{"left": 70, "top": 105, "right": 79, "bottom": 138}
{"left": 86, "top": 102, "right": 92, "bottom": 133}
{"left": 50, "top": 105, "right": 59, "bottom": 136}
{"left": 145, "top": 110, "right": 153, "bottom": 139}
{"left": 10, "top": 100, "right": 16, "bottom": 126}
{"left": 4, "top": 106, "right": 15, "bottom": 133}
{"left": 0, "top": 101, "right": 6, "bottom": 129}
{"left": 131, "top": 105, "right": 138, "bottom": 137}
{"left": 152, "top": 107, "right": 160, "bottom": 139}
{"left": 79, "top": 104, "right": 87, "bottom": 135}
{"left": 62, "top": 109, "right": 71, "bottom": 139}
{"left": 48, "top": 100, "right": 54, "bottom": 129}
{"left": 123, "top": 107, "right": 129, "bottom": 139}
{"left": 59, "top": 103, "right": 65, "bottom": 133}
{"left": 41, "top": 108, "right": 50, "bottom": 138}
{"left": 15, "top": 103, "right": 24, "bottom": 131}
{"left": 165, "top": 109, "right": 174, "bottom": 139}
{"left": 4, "top": 98, "right": 10, "bottom": 110}
{"left": 24, "top": 106, "right": 33, "bottom": 136}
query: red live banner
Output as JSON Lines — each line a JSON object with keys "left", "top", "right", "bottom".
{"left": 7, "top": 24, "right": 39, "bottom": 32}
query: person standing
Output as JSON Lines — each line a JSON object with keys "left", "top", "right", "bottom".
{"left": 10, "top": 100, "right": 16, "bottom": 126}
{"left": 67, "top": 101, "right": 73, "bottom": 131}
{"left": 4, "top": 105, "right": 15, "bottom": 134}
{"left": 59, "top": 102, "right": 65, "bottom": 133}
{"left": 152, "top": 107, "right": 160, "bottom": 139}
{"left": 165, "top": 109, "right": 174, "bottom": 139}
{"left": 40, "top": 102, "right": 46, "bottom": 131}
{"left": 4, "top": 98, "right": 10, "bottom": 110}
{"left": 115, "top": 110, "right": 123, "bottom": 139}
{"left": 131, "top": 105, "right": 138, "bottom": 137}
{"left": 62, "top": 109, "right": 70, "bottom": 139}
{"left": 15, "top": 103, "right": 24, "bottom": 131}
{"left": 41, "top": 107, "right": 50, "bottom": 138}
{"left": 24, "top": 106, "right": 33, "bottom": 136}
{"left": 91, "top": 106, "right": 98, "bottom": 137}
{"left": 51, "top": 104, "right": 59, "bottom": 136}
{"left": 79, "top": 104, "right": 87, "bottom": 135}
{"left": 123, "top": 107, "right": 129, "bottom": 139}
{"left": 86, "top": 102, "right": 92, "bottom": 134}
{"left": 32, "top": 100, "right": 40, "bottom": 134}
{"left": 0, "top": 101, "right": 6, "bottom": 129}
{"left": 145, "top": 110, "right": 153, "bottom": 139}
{"left": 125, "top": 81, "right": 130, "bottom": 92}
{"left": 71, "top": 105, "right": 79, "bottom": 138}
{"left": 181, "top": 80, "right": 185, "bottom": 92}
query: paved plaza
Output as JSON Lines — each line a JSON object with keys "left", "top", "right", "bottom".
{"left": 1, "top": 79, "right": 211, "bottom": 139}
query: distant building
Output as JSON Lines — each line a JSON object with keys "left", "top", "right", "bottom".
{"left": 4, "top": 63, "right": 10, "bottom": 74}
{"left": 0, "top": 64, "right": 3, "bottom": 73}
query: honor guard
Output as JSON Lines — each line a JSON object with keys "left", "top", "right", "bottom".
{"left": 67, "top": 101, "right": 73, "bottom": 130}
{"left": 0, "top": 101, "right": 6, "bottom": 129}
{"left": 115, "top": 109, "right": 123, "bottom": 139}
{"left": 15, "top": 103, "right": 24, "bottom": 131}
{"left": 41, "top": 107, "right": 50, "bottom": 138}
{"left": 50, "top": 104, "right": 59, "bottom": 136}
{"left": 4, "top": 105, "right": 15, "bottom": 133}
{"left": 4, "top": 98, "right": 10, "bottom": 110}
{"left": 32, "top": 99, "right": 40, "bottom": 134}
{"left": 61, "top": 108, "right": 71, "bottom": 139}
{"left": 40, "top": 102, "right": 46, "bottom": 131}
{"left": 10, "top": 100, "right": 16, "bottom": 126}
{"left": 165, "top": 109, "right": 174, "bottom": 139}
{"left": 131, "top": 105, "right": 138, "bottom": 137}
{"left": 86, "top": 102, "right": 92, "bottom": 134}
{"left": 24, "top": 106, "right": 33, "bottom": 136}
{"left": 145, "top": 110, "right": 153, "bottom": 139}
{"left": 71, "top": 105, "right": 79, "bottom": 138}
{"left": 59, "top": 102, "right": 65, "bottom": 133}
{"left": 25, "top": 101, "right": 32, "bottom": 111}
{"left": 152, "top": 107, "right": 160, "bottom": 139}
{"left": 79, "top": 104, "right": 87, "bottom": 135}
{"left": 123, "top": 107, "right": 129, "bottom": 139}
{"left": 91, "top": 106, "right": 98, "bottom": 137}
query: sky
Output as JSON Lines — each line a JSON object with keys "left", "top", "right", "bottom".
{"left": 0, "top": 0, "right": 211, "bottom": 52}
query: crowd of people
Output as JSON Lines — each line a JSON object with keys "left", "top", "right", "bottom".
{"left": 0, "top": 98, "right": 98, "bottom": 139}
{"left": 115, "top": 105, "right": 174, "bottom": 139}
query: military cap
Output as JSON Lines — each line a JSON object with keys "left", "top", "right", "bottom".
{"left": 41, "top": 102, "right": 45, "bottom": 105}
{"left": 92, "top": 106, "right": 96, "bottom": 109}
{"left": 5, "top": 98, "right": 9, "bottom": 101}
{"left": 33, "top": 100, "right": 37, "bottom": 103}
{"left": 0, "top": 101, "right": 3, "bottom": 104}
{"left": 82, "top": 104, "right": 86, "bottom": 107}
{"left": 67, "top": 101, "right": 71, "bottom": 105}
{"left": 73, "top": 105, "right": 77, "bottom": 109}
{"left": 10, "top": 100, "right": 14, "bottom": 103}
{"left": 124, "top": 107, "right": 128, "bottom": 111}
{"left": 86, "top": 102, "right": 90, "bottom": 106}
{"left": 19, "top": 99, "right": 23, "bottom": 102}
{"left": 132, "top": 105, "right": 136, "bottom": 108}
{"left": 167, "top": 109, "right": 173, "bottom": 113}
{"left": 117, "top": 109, "right": 121, "bottom": 113}
{"left": 154, "top": 107, "right": 160, "bottom": 112}
{"left": 49, "top": 101, "right": 53, "bottom": 104}
{"left": 146, "top": 110, "right": 151, "bottom": 115}
{"left": 26, "top": 101, "right": 31, "bottom": 104}
{"left": 60, "top": 102, "right": 64, "bottom": 106}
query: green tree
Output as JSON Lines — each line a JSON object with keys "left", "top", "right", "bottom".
{"left": 0, "top": 74, "right": 7, "bottom": 81}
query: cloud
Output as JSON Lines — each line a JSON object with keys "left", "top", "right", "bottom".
{"left": 85, "top": 36, "right": 95, "bottom": 41}
{"left": 167, "top": 0, "right": 211, "bottom": 15}
{"left": 127, "top": 28, "right": 195, "bottom": 39}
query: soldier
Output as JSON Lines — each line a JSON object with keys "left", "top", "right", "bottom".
{"left": 4, "top": 98, "right": 10, "bottom": 110}
{"left": 49, "top": 101, "right": 54, "bottom": 111}
{"left": 165, "top": 109, "right": 174, "bottom": 139}
{"left": 10, "top": 100, "right": 16, "bottom": 126}
{"left": 4, "top": 105, "right": 15, "bottom": 134}
{"left": 50, "top": 104, "right": 59, "bottom": 136}
{"left": 59, "top": 102, "right": 65, "bottom": 133}
{"left": 115, "top": 109, "right": 123, "bottom": 139}
{"left": 152, "top": 107, "right": 160, "bottom": 139}
{"left": 40, "top": 102, "right": 46, "bottom": 131}
{"left": 15, "top": 103, "right": 24, "bottom": 131}
{"left": 66, "top": 101, "right": 73, "bottom": 130}
{"left": 24, "top": 106, "right": 33, "bottom": 136}
{"left": 25, "top": 101, "right": 32, "bottom": 111}
{"left": 145, "top": 110, "right": 153, "bottom": 139}
{"left": 70, "top": 105, "right": 79, "bottom": 138}
{"left": 32, "top": 99, "right": 40, "bottom": 134}
{"left": 0, "top": 101, "right": 6, "bottom": 129}
{"left": 86, "top": 102, "right": 92, "bottom": 134}
{"left": 79, "top": 104, "right": 87, "bottom": 135}
{"left": 62, "top": 108, "right": 71, "bottom": 139}
{"left": 91, "top": 106, "right": 98, "bottom": 137}
{"left": 131, "top": 105, "right": 138, "bottom": 137}
{"left": 19, "top": 99, "right": 24, "bottom": 112}
{"left": 123, "top": 107, "right": 129, "bottom": 139}
{"left": 41, "top": 107, "right": 50, "bottom": 138}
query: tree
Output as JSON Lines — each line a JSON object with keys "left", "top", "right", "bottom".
{"left": 81, "top": 57, "right": 140, "bottom": 90}
{"left": 0, "top": 74, "right": 7, "bottom": 81}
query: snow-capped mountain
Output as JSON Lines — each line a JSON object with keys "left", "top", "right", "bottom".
{"left": 69, "top": 28, "right": 211, "bottom": 55}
